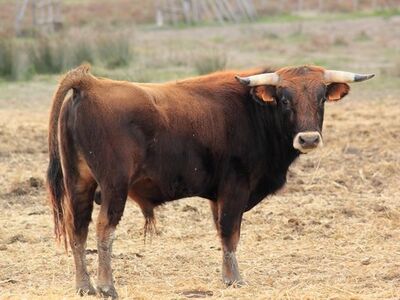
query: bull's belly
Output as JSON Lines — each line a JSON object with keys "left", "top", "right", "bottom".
{"left": 129, "top": 175, "right": 217, "bottom": 205}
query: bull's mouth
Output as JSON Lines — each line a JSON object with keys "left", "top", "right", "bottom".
{"left": 293, "top": 131, "right": 323, "bottom": 154}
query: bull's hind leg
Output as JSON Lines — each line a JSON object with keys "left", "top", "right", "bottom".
{"left": 209, "top": 201, "right": 219, "bottom": 231}
{"left": 64, "top": 160, "right": 97, "bottom": 295}
{"left": 96, "top": 182, "right": 128, "bottom": 299}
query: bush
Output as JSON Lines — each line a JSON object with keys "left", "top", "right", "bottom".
{"left": 193, "top": 52, "right": 227, "bottom": 75}
{"left": 0, "top": 32, "right": 135, "bottom": 80}
{"left": 0, "top": 39, "right": 34, "bottom": 80}
{"left": 64, "top": 37, "right": 95, "bottom": 69}
{"left": 27, "top": 38, "right": 64, "bottom": 74}
{"left": 12, "top": 49, "right": 35, "bottom": 80}
{"left": 97, "top": 33, "right": 133, "bottom": 69}
{"left": 0, "top": 39, "right": 14, "bottom": 78}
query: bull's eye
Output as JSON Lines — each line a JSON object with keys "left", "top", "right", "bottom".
{"left": 281, "top": 97, "right": 289, "bottom": 106}
{"left": 320, "top": 97, "right": 327, "bottom": 104}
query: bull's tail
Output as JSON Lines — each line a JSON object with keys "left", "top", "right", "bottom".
{"left": 46, "top": 64, "right": 93, "bottom": 248}
{"left": 143, "top": 210, "right": 157, "bottom": 243}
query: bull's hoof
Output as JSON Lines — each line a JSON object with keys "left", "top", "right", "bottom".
{"left": 76, "top": 284, "right": 96, "bottom": 296}
{"left": 97, "top": 285, "right": 118, "bottom": 299}
{"left": 223, "top": 278, "right": 246, "bottom": 287}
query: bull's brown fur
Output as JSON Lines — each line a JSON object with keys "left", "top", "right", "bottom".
{"left": 47, "top": 65, "right": 264, "bottom": 245}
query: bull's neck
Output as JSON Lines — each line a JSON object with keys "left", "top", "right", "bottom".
{"left": 246, "top": 95, "right": 299, "bottom": 172}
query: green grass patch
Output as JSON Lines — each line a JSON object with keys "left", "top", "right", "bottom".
{"left": 256, "top": 9, "right": 400, "bottom": 25}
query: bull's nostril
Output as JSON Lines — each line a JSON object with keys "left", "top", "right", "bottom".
{"left": 312, "top": 136, "right": 320, "bottom": 144}
{"left": 298, "top": 136, "right": 306, "bottom": 145}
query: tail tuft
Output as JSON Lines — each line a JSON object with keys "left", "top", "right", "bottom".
{"left": 143, "top": 209, "right": 157, "bottom": 244}
{"left": 47, "top": 151, "right": 66, "bottom": 246}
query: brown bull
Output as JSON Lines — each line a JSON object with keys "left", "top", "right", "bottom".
{"left": 47, "top": 64, "right": 373, "bottom": 298}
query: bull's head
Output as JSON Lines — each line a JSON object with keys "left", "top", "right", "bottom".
{"left": 236, "top": 66, "right": 374, "bottom": 154}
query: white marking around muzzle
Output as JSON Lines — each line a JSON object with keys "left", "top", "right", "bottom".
{"left": 293, "top": 131, "right": 323, "bottom": 154}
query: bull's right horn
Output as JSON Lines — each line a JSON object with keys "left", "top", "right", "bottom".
{"left": 324, "top": 70, "right": 375, "bottom": 83}
{"left": 235, "top": 73, "right": 280, "bottom": 86}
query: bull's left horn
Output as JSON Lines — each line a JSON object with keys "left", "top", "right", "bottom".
{"left": 324, "top": 70, "right": 375, "bottom": 83}
{"left": 235, "top": 73, "right": 280, "bottom": 86}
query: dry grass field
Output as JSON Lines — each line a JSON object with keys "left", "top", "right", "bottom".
{"left": 1, "top": 14, "right": 400, "bottom": 299}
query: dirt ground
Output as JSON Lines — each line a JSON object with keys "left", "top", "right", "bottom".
{"left": 1, "top": 16, "right": 400, "bottom": 299}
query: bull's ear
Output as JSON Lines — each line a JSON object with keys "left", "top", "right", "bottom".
{"left": 326, "top": 83, "right": 350, "bottom": 101}
{"left": 250, "top": 85, "right": 276, "bottom": 105}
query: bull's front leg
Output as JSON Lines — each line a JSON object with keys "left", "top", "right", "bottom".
{"left": 219, "top": 206, "right": 245, "bottom": 286}
{"left": 216, "top": 179, "right": 248, "bottom": 286}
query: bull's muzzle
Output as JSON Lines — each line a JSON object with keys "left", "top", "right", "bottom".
{"left": 293, "top": 131, "right": 323, "bottom": 153}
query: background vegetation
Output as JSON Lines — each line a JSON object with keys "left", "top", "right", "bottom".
{"left": 0, "top": 0, "right": 399, "bottom": 82}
